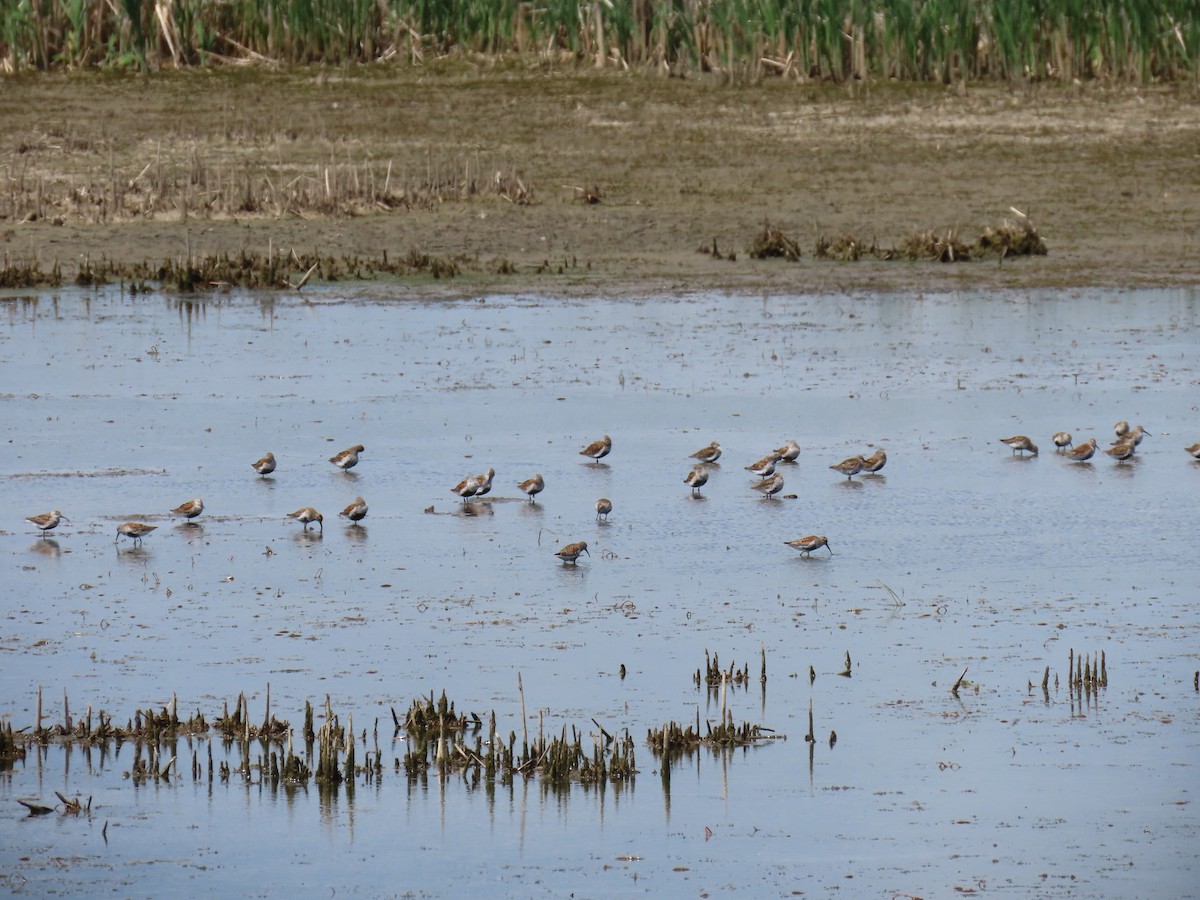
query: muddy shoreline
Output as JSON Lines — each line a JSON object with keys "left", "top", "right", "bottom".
{"left": 2, "top": 68, "right": 1198, "bottom": 297}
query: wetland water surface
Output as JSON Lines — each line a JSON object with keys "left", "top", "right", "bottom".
{"left": 1, "top": 287, "right": 1198, "bottom": 898}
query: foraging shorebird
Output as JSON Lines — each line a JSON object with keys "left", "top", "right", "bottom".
{"left": 1065, "top": 438, "right": 1098, "bottom": 462}
{"left": 170, "top": 497, "right": 204, "bottom": 520}
{"left": 580, "top": 435, "right": 612, "bottom": 463}
{"left": 339, "top": 496, "right": 368, "bottom": 523}
{"left": 27, "top": 510, "right": 68, "bottom": 536}
{"left": 555, "top": 541, "right": 589, "bottom": 565}
{"left": 516, "top": 473, "right": 545, "bottom": 502}
{"left": 684, "top": 465, "right": 709, "bottom": 495}
{"left": 287, "top": 507, "right": 323, "bottom": 531}
{"left": 786, "top": 535, "right": 832, "bottom": 557}
{"left": 115, "top": 522, "right": 157, "bottom": 544}
{"left": 861, "top": 448, "right": 887, "bottom": 473}
{"left": 595, "top": 498, "right": 613, "bottom": 522}
{"left": 999, "top": 435, "right": 1038, "bottom": 456}
{"left": 689, "top": 441, "right": 722, "bottom": 464}
{"left": 1052, "top": 432, "right": 1073, "bottom": 452}
{"left": 251, "top": 452, "right": 277, "bottom": 476}
{"left": 329, "top": 444, "right": 364, "bottom": 470}
{"left": 753, "top": 472, "right": 783, "bottom": 498}
{"left": 830, "top": 455, "right": 866, "bottom": 479}
{"left": 774, "top": 439, "right": 801, "bottom": 462}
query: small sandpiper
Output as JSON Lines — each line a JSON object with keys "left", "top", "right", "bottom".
{"left": 595, "top": 498, "right": 613, "bottom": 522}
{"left": 1186, "top": 442, "right": 1200, "bottom": 460}
{"left": 830, "top": 455, "right": 866, "bottom": 479}
{"left": 861, "top": 448, "right": 887, "bottom": 473}
{"left": 689, "top": 441, "right": 722, "bottom": 464}
{"left": 785, "top": 535, "right": 832, "bottom": 557}
{"left": 1065, "top": 438, "right": 1098, "bottom": 462}
{"left": 116, "top": 522, "right": 157, "bottom": 544}
{"left": 339, "top": 496, "right": 368, "bottom": 523}
{"left": 252, "top": 452, "right": 277, "bottom": 476}
{"left": 27, "top": 510, "right": 68, "bottom": 536}
{"left": 999, "top": 435, "right": 1038, "bottom": 456}
{"left": 580, "top": 435, "right": 612, "bottom": 463}
{"left": 745, "top": 454, "right": 777, "bottom": 479}
{"left": 287, "top": 507, "right": 324, "bottom": 531}
{"left": 170, "top": 497, "right": 204, "bottom": 520}
{"left": 555, "top": 541, "right": 590, "bottom": 565}
{"left": 517, "top": 473, "right": 545, "bottom": 502}
{"left": 1105, "top": 441, "right": 1136, "bottom": 462}
{"left": 684, "top": 465, "right": 709, "bottom": 495}
{"left": 1052, "top": 432, "right": 1073, "bottom": 452}
{"left": 329, "top": 444, "right": 364, "bottom": 471}
{"left": 753, "top": 472, "right": 783, "bottom": 498}
{"left": 774, "top": 439, "right": 801, "bottom": 462}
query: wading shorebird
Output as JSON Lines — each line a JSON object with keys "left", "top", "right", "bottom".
{"left": 116, "top": 522, "right": 157, "bottom": 545}
{"left": 329, "top": 444, "right": 364, "bottom": 471}
{"left": 251, "top": 452, "right": 277, "bottom": 477}
{"left": 170, "top": 497, "right": 204, "bottom": 520}
{"left": 745, "top": 454, "right": 777, "bottom": 479}
{"left": 1113, "top": 425, "right": 1148, "bottom": 447}
{"left": 580, "top": 435, "right": 612, "bottom": 463}
{"left": 785, "top": 535, "right": 832, "bottom": 557}
{"left": 1052, "top": 432, "right": 1073, "bottom": 452}
{"left": 339, "top": 496, "right": 368, "bottom": 523}
{"left": 451, "top": 472, "right": 484, "bottom": 502}
{"left": 287, "top": 507, "right": 323, "bottom": 531}
{"left": 1114, "top": 420, "right": 1130, "bottom": 439}
{"left": 1105, "top": 441, "right": 1136, "bottom": 462}
{"left": 753, "top": 473, "right": 783, "bottom": 499}
{"left": 774, "top": 439, "right": 801, "bottom": 462}
{"left": 555, "top": 541, "right": 589, "bottom": 565}
{"left": 595, "top": 498, "right": 613, "bottom": 522}
{"left": 861, "top": 448, "right": 887, "bottom": 473}
{"left": 689, "top": 441, "right": 722, "bottom": 464}
{"left": 684, "top": 465, "right": 709, "bottom": 495}
{"left": 999, "top": 435, "right": 1038, "bottom": 456}
{"left": 516, "top": 473, "right": 545, "bottom": 503}
{"left": 27, "top": 510, "right": 68, "bottom": 536}
{"left": 1065, "top": 438, "right": 1098, "bottom": 462}
{"left": 1186, "top": 443, "right": 1200, "bottom": 460}
{"left": 830, "top": 455, "right": 866, "bottom": 479}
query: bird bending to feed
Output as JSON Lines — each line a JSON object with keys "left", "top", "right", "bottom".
{"left": 745, "top": 454, "right": 777, "bottom": 479}
{"left": 830, "top": 455, "right": 866, "bottom": 479}
{"left": 861, "top": 448, "right": 887, "bottom": 473}
{"left": 1052, "top": 432, "right": 1073, "bottom": 452}
{"left": 1065, "top": 438, "right": 1098, "bottom": 462}
{"left": 517, "top": 473, "right": 545, "bottom": 502}
{"left": 1186, "top": 443, "right": 1200, "bottom": 460}
{"left": 999, "top": 435, "right": 1038, "bottom": 456}
{"left": 1113, "top": 425, "right": 1148, "bottom": 447}
{"left": 171, "top": 497, "right": 204, "bottom": 520}
{"left": 555, "top": 541, "right": 590, "bottom": 565}
{"left": 1105, "top": 441, "right": 1136, "bottom": 462}
{"left": 684, "top": 465, "right": 709, "bottom": 495}
{"left": 252, "top": 452, "right": 276, "bottom": 476}
{"left": 451, "top": 473, "right": 483, "bottom": 501}
{"left": 595, "top": 498, "right": 613, "bottom": 521}
{"left": 27, "top": 510, "right": 68, "bottom": 535}
{"left": 1114, "top": 420, "right": 1130, "bottom": 438}
{"left": 116, "top": 522, "right": 157, "bottom": 544}
{"left": 330, "top": 444, "right": 365, "bottom": 470}
{"left": 689, "top": 441, "right": 722, "bottom": 463}
{"left": 774, "top": 439, "right": 801, "bottom": 462}
{"left": 287, "top": 507, "right": 323, "bottom": 531}
{"left": 753, "top": 473, "right": 783, "bottom": 498}
{"left": 580, "top": 435, "right": 612, "bottom": 463}
{"left": 786, "top": 535, "right": 832, "bottom": 557}
{"left": 473, "top": 467, "right": 496, "bottom": 498}
{"left": 339, "top": 496, "right": 368, "bottom": 523}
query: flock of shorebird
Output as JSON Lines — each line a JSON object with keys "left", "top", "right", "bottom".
{"left": 22, "top": 423, "right": 1198, "bottom": 563}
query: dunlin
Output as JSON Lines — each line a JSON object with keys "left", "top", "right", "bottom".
{"left": 451, "top": 473, "right": 483, "bottom": 501}
{"left": 785, "top": 535, "right": 832, "bottom": 557}
{"left": 595, "top": 498, "right": 613, "bottom": 521}
{"left": 1114, "top": 420, "right": 1130, "bottom": 438}
{"left": 684, "top": 465, "right": 709, "bottom": 495}
{"left": 27, "top": 510, "right": 68, "bottom": 535}
{"left": 287, "top": 507, "right": 324, "bottom": 531}
{"left": 116, "top": 522, "right": 157, "bottom": 544}
{"left": 330, "top": 444, "right": 364, "bottom": 470}
{"left": 999, "top": 435, "right": 1038, "bottom": 456}
{"left": 473, "top": 467, "right": 496, "bottom": 498}
{"left": 170, "top": 497, "right": 204, "bottom": 520}
{"left": 861, "top": 448, "right": 887, "bottom": 473}
{"left": 830, "top": 455, "right": 866, "bottom": 479}
{"left": 753, "top": 472, "right": 783, "bottom": 498}
{"left": 339, "top": 496, "right": 368, "bottom": 523}
{"left": 1186, "top": 443, "right": 1200, "bottom": 460}
{"left": 1065, "top": 438, "right": 1098, "bottom": 462}
{"left": 1113, "top": 425, "right": 1148, "bottom": 447}
{"left": 774, "top": 439, "right": 802, "bottom": 462}
{"left": 555, "top": 541, "right": 590, "bottom": 565}
{"left": 251, "top": 452, "right": 277, "bottom": 476}
{"left": 745, "top": 454, "right": 777, "bottom": 479}
{"left": 517, "top": 473, "right": 545, "bottom": 502}
{"left": 689, "top": 441, "right": 722, "bottom": 463}
{"left": 1105, "top": 441, "right": 1136, "bottom": 462}
{"left": 580, "top": 435, "right": 612, "bottom": 463}
{"left": 1052, "top": 431, "right": 1073, "bottom": 452}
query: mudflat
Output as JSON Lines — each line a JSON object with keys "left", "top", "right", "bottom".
{"left": 2, "top": 67, "right": 1197, "bottom": 296}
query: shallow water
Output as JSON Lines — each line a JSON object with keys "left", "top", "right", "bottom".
{"left": 1, "top": 286, "right": 1198, "bottom": 897}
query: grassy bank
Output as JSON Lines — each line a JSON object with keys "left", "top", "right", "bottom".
{"left": 1, "top": 0, "right": 1196, "bottom": 82}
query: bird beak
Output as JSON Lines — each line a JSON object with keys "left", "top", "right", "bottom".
{"left": 583, "top": 547, "right": 590, "bottom": 555}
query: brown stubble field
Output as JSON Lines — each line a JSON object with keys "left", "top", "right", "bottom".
{"left": 1, "top": 67, "right": 1198, "bottom": 296}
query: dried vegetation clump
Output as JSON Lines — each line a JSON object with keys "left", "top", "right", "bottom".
{"left": 747, "top": 222, "right": 803, "bottom": 260}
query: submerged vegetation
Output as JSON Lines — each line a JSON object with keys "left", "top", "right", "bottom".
{"left": 0, "top": 0, "right": 1195, "bottom": 82}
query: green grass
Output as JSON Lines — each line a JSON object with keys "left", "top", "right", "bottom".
{"left": 0, "top": 0, "right": 1195, "bottom": 81}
